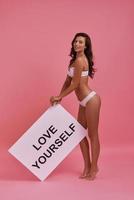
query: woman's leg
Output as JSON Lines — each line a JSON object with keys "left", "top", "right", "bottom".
{"left": 77, "top": 105, "right": 91, "bottom": 178}
{"left": 85, "top": 94, "right": 101, "bottom": 180}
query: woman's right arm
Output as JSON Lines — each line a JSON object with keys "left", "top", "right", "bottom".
{"left": 50, "top": 75, "right": 72, "bottom": 105}
{"left": 59, "top": 75, "right": 72, "bottom": 95}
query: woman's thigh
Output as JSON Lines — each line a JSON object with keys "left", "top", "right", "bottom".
{"left": 85, "top": 94, "right": 101, "bottom": 133}
{"left": 77, "top": 105, "right": 87, "bottom": 129}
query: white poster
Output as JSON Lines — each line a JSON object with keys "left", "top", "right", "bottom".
{"left": 8, "top": 104, "right": 87, "bottom": 181}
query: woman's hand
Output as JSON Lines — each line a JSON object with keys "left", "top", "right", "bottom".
{"left": 50, "top": 95, "right": 62, "bottom": 106}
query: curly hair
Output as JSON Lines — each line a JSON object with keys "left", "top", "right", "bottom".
{"left": 69, "top": 32, "right": 96, "bottom": 78}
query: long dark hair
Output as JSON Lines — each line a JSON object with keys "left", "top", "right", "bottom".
{"left": 69, "top": 32, "right": 96, "bottom": 78}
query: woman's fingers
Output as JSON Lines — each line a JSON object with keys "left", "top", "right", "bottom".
{"left": 50, "top": 96, "right": 62, "bottom": 106}
{"left": 50, "top": 96, "right": 54, "bottom": 103}
{"left": 50, "top": 96, "right": 58, "bottom": 106}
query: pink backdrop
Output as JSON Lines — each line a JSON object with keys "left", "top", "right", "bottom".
{"left": 0, "top": 0, "right": 133, "bottom": 149}
{"left": 0, "top": 0, "right": 134, "bottom": 199}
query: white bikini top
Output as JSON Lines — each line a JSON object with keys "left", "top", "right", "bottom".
{"left": 67, "top": 67, "right": 88, "bottom": 78}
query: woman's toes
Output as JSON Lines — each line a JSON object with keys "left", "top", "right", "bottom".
{"left": 79, "top": 173, "right": 89, "bottom": 179}
{"left": 79, "top": 170, "right": 90, "bottom": 179}
{"left": 85, "top": 168, "right": 99, "bottom": 180}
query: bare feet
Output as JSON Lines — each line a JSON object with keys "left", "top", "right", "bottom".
{"left": 79, "top": 168, "right": 90, "bottom": 179}
{"left": 85, "top": 166, "right": 99, "bottom": 181}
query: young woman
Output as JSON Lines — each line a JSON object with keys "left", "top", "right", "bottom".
{"left": 50, "top": 32, "right": 101, "bottom": 181}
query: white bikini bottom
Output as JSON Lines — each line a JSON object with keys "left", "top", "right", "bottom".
{"left": 79, "top": 91, "right": 96, "bottom": 107}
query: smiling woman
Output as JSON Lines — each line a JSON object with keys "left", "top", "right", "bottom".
{"left": 50, "top": 32, "right": 101, "bottom": 181}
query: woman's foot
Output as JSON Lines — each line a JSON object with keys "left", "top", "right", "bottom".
{"left": 79, "top": 168, "right": 90, "bottom": 179}
{"left": 85, "top": 166, "right": 99, "bottom": 181}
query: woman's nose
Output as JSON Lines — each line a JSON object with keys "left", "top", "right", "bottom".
{"left": 75, "top": 42, "right": 79, "bottom": 46}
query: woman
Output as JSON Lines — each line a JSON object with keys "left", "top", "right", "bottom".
{"left": 50, "top": 32, "right": 101, "bottom": 181}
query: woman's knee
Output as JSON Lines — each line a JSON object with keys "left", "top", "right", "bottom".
{"left": 88, "top": 129, "right": 99, "bottom": 139}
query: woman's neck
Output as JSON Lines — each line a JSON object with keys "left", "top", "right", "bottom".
{"left": 76, "top": 51, "right": 85, "bottom": 58}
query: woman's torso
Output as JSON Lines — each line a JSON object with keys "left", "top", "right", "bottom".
{"left": 69, "top": 57, "right": 92, "bottom": 101}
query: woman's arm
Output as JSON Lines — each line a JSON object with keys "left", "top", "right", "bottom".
{"left": 59, "top": 75, "right": 72, "bottom": 95}
{"left": 59, "top": 59, "right": 83, "bottom": 99}
{"left": 50, "top": 75, "right": 72, "bottom": 105}
{"left": 50, "top": 58, "right": 84, "bottom": 105}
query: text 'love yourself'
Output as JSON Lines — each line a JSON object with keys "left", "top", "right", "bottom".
{"left": 32, "top": 123, "right": 75, "bottom": 169}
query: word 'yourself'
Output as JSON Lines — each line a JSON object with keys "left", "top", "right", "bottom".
{"left": 32, "top": 123, "right": 75, "bottom": 169}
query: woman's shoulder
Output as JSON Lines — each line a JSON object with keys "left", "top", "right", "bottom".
{"left": 76, "top": 56, "right": 89, "bottom": 70}
{"left": 73, "top": 57, "right": 86, "bottom": 69}
{"left": 69, "top": 56, "right": 88, "bottom": 69}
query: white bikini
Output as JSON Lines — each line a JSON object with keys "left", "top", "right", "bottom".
{"left": 67, "top": 67, "right": 89, "bottom": 77}
{"left": 67, "top": 67, "right": 96, "bottom": 107}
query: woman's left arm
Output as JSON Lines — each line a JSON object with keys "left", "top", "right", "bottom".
{"left": 51, "top": 58, "right": 83, "bottom": 104}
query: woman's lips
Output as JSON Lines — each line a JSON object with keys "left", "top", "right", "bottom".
{"left": 74, "top": 47, "right": 79, "bottom": 50}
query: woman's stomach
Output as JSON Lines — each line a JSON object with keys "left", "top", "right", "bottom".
{"left": 75, "top": 84, "right": 92, "bottom": 101}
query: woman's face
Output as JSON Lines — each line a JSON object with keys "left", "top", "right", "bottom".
{"left": 73, "top": 36, "right": 86, "bottom": 52}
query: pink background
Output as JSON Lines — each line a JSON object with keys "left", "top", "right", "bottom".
{"left": 0, "top": 0, "right": 134, "bottom": 199}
